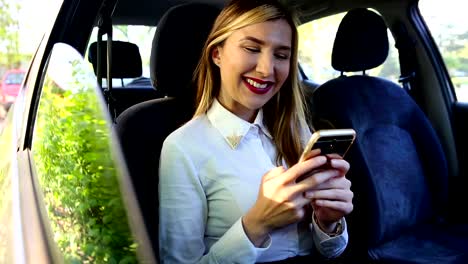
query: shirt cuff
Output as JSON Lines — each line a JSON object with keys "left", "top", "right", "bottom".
{"left": 310, "top": 215, "right": 348, "bottom": 258}
{"left": 209, "top": 218, "right": 271, "bottom": 263}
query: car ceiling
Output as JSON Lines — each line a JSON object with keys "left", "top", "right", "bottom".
{"left": 110, "top": 0, "right": 410, "bottom": 26}
{"left": 112, "top": 0, "right": 226, "bottom": 26}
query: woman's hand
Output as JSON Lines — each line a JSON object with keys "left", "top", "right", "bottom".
{"left": 242, "top": 150, "right": 340, "bottom": 246}
{"left": 304, "top": 154, "right": 354, "bottom": 233}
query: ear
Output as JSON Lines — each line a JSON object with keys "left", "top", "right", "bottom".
{"left": 211, "top": 46, "right": 221, "bottom": 66}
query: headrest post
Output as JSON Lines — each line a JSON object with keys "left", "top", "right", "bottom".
{"left": 106, "top": 29, "right": 113, "bottom": 93}
{"left": 97, "top": 32, "right": 103, "bottom": 88}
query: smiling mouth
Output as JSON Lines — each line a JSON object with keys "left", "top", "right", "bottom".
{"left": 243, "top": 77, "right": 274, "bottom": 95}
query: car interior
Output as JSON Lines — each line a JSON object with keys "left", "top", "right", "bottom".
{"left": 113, "top": 3, "right": 222, "bottom": 258}
{"left": 310, "top": 8, "right": 468, "bottom": 262}
{"left": 87, "top": 40, "right": 162, "bottom": 118}
{"left": 45, "top": 0, "right": 468, "bottom": 262}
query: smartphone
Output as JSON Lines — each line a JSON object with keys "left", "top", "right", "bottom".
{"left": 298, "top": 129, "right": 356, "bottom": 163}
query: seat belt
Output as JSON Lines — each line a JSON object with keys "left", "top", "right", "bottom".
{"left": 97, "top": 15, "right": 117, "bottom": 122}
{"left": 393, "top": 21, "right": 417, "bottom": 95}
{"left": 393, "top": 21, "right": 431, "bottom": 113}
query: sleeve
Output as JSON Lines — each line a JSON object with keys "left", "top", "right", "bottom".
{"left": 158, "top": 136, "right": 271, "bottom": 264}
{"left": 310, "top": 215, "right": 349, "bottom": 258}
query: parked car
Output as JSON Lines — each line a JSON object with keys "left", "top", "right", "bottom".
{"left": 0, "top": 69, "right": 26, "bottom": 109}
{"left": 1, "top": 0, "right": 468, "bottom": 263}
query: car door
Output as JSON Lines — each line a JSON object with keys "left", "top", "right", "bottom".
{"left": 0, "top": 42, "right": 156, "bottom": 263}
{"left": 418, "top": 0, "right": 468, "bottom": 207}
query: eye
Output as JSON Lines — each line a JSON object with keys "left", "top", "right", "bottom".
{"left": 275, "top": 53, "right": 289, "bottom": 60}
{"left": 244, "top": 47, "right": 260, "bottom": 53}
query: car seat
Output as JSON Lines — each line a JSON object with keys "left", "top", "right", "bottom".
{"left": 310, "top": 8, "right": 468, "bottom": 263}
{"left": 88, "top": 41, "right": 161, "bottom": 117}
{"left": 114, "top": 3, "right": 221, "bottom": 260}
{"left": 88, "top": 40, "right": 143, "bottom": 80}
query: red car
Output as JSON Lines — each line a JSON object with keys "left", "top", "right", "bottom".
{"left": 0, "top": 68, "right": 26, "bottom": 108}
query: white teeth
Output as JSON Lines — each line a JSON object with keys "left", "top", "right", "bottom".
{"left": 247, "top": 78, "right": 268, "bottom": 89}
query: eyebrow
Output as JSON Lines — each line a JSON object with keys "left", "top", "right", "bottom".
{"left": 241, "top": 36, "right": 291, "bottom": 51}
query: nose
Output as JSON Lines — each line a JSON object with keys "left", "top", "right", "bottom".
{"left": 256, "top": 53, "right": 274, "bottom": 77}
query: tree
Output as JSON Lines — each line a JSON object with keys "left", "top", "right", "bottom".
{"left": 0, "top": 0, "right": 28, "bottom": 72}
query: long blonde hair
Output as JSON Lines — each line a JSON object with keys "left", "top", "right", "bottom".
{"left": 193, "top": 0, "right": 309, "bottom": 167}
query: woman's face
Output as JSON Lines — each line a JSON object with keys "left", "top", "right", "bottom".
{"left": 213, "top": 19, "right": 292, "bottom": 122}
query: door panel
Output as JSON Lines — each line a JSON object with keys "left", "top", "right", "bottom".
{"left": 419, "top": 0, "right": 468, "bottom": 210}
{"left": 451, "top": 102, "right": 468, "bottom": 205}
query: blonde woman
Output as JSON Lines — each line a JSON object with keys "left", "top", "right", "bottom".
{"left": 159, "top": 0, "right": 353, "bottom": 263}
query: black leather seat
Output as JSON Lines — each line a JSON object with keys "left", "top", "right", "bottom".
{"left": 88, "top": 41, "right": 161, "bottom": 116}
{"left": 88, "top": 40, "right": 144, "bottom": 79}
{"left": 310, "top": 8, "right": 468, "bottom": 263}
{"left": 114, "top": 3, "right": 221, "bottom": 259}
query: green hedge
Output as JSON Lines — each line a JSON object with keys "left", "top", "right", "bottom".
{"left": 32, "top": 72, "right": 138, "bottom": 263}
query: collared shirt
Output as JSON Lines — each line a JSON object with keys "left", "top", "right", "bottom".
{"left": 159, "top": 100, "right": 348, "bottom": 264}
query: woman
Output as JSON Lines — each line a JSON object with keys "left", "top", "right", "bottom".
{"left": 159, "top": 0, "right": 353, "bottom": 263}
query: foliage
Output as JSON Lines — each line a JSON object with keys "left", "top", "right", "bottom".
{"left": 32, "top": 63, "right": 138, "bottom": 263}
{"left": 419, "top": 1, "right": 468, "bottom": 96}
{"left": 437, "top": 29, "right": 468, "bottom": 77}
{"left": 0, "top": 0, "right": 25, "bottom": 71}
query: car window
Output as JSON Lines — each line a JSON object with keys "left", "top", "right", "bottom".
{"left": 5, "top": 72, "right": 25, "bottom": 85}
{"left": 0, "top": 105, "right": 14, "bottom": 262}
{"left": 87, "top": 25, "right": 156, "bottom": 88}
{"left": 419, "top": 0, "right": 468, "bottom": 102}
{"left": 30, "top": 43, "right": 148, "bottom": 263}
{"left": 298, "top": 11, "right": 400, "bottom": 84}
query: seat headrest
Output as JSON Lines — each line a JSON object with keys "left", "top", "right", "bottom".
{"left": 88, "top": 41, "right": 142, "bottom": 78}
{"left": 150, "top": 3, "right": 221, "bottom": 97}
{"left": 332, "top": 8, "right": 389, "bottom": 72}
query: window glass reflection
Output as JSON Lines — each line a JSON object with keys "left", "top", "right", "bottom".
{"left": 31, "top": 43, "right": 138, "bottom": 263}
{"left": 0, "top": 108, "right": 14, "bottom": 263}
